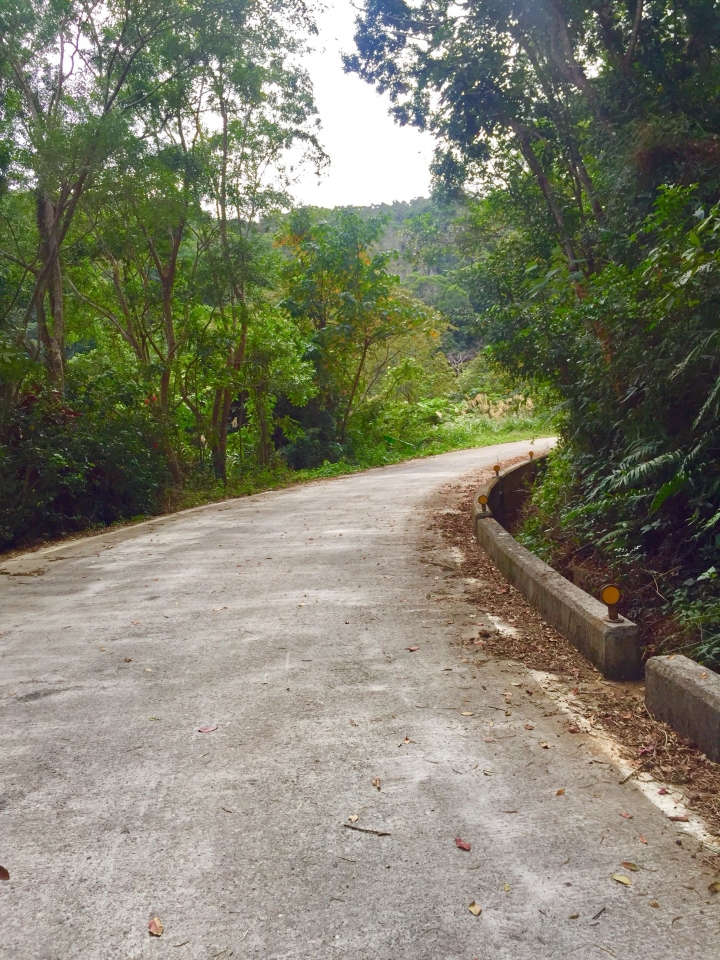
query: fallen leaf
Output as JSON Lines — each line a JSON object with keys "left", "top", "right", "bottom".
{"left": 622, "top": 712, "right": 632, "bottom": 720}
{"left": 569, "top": 912, "right": 579, "bottom": 919}
{"left": 658, "top": 788, "right": 668, "bottom": 795}
{"left": 700, "top": 672, "right": 708, "bottom": 679}
{"left": 483, "top": 737, "right": 496, "bottom": 742}
{"left": 468, "top": 901, "right": 482, "bottom": 916}
{"left": 638, "top": 743, "right": 656, "bottom": 756}
{"left": 503, "top": 883, "right": 511, "bottom": 892}
{"left": 639, "top": 836, "right": 648, "bottom": 844}
{"left": 145, "top": 668, "right": 152, "bottom": 673}
{"left": 483, "top": 769, "right": 493, "bottom": 776}
{"left": 0, "top": 866, "right": 8, "bottom": 881}
{"left": 524, "top": 723, "right": 534, "bottom": 730}
{"left": 124, "top": 658, "right": 132, "bottom": 663}
{"left": 556, "top": 788, "right": 565, "bottom": 796}
{"left": 571, "top": 687, "right": 579, "bottom": 695}
{"left": 510, "top": 682, "right": 522, "bottom": 687}
{"left": 567, "top": 725, "right": 580, "bottom": 734}
{"left": 455, "top": 837, "right": 471, "bottom": 851}
{"left": 541, "top": 742, "right": 550, "bottom": 749}
{"left": 461, "top": 711, "right": 474, "bottom": 717}
{"left": 649, "top": 900, "right": 659, "bottom": 908}
{"left": 621, "top": 862, "right": 640, "bottom": 872}
{"left": 668, "top": 814, "right": 689, "bottom": 822}
{"left": 349, "top": 719, "right": 358, "bottom": 726}
{"left": 612, "top": 874, "right": 632, "bottom": 886}
{"left": 708, "top": 879, "right": 720, "bottom": 894}
{"left": 148, "top": 916, "right": 164, "bottom": 937}
{"left": 372, "top": 777, "right": 381, "bottom": 791}
{"left": 405, "top": 646, "right": 419, "bottom": 652}
{"left": 348, "top": 815, "right": 358, "bottom": 823}
{"left": 619, "top": 812, "right": 633, "bottom": 820}
{"left": 198, "top": 725, "right": 218, "bottom": 733}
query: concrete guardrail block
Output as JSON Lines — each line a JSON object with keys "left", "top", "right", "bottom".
{"left": 646, "top": 655, "right": 720, "bottom": 762}
{"left": 472, "top": 458, "right": 641, "bottom": 681}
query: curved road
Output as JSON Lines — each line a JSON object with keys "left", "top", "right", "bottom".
{"left": 1, "top": 441, "right": 717, "bottom": 959}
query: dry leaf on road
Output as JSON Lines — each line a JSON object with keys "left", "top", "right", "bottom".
{"left": 455, "top": 837, "right": 471, "bottom": 851}
{"left": 524, "top": 723, "right": 534, "bottom": 730}
{"left": 148, "top": 916, "right": 164, "bottom": 937}
{"left": 0, "top": 866, "right": 9, "bottom": 881}
{"left": 621, "top": 862, "right": 640, "bottom": 872}
{"left": 556, "top": 788, "right": 565, "bottom": 796}
{"left": 612, "top": 874, "right": 632, "bottom": 886}
{"left": 619, "top": 812, "right": 633, "bottom": 820}
{"left": 348, "top": 815, "right": 358, "bottom": 823}
{"left": 198, "top": 725, "right": 218, "bottom": 733}
{"left": 372, "top": 777, "right": 381, "bottom": 791}
{"left": 468, "top": 901, "right": 482, "bottom": 916}
{"left": 405, "top": 646, "right": 419, "bottom": 652}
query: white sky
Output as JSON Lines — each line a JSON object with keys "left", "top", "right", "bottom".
{"left": 292, "top": 0, "right": 435, "bottom": 208}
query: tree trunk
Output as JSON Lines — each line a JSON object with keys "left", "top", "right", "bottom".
{"left": 509, "top": 121, "right": 577, "bottom": 265}
{"left": 36, "top": 191, "right": 65, "bottom": 388}
{"left": 255, "top": 383, "right": 272, "bottom": 467}
{"left": 339, "top": 338, "right": 370, "bottom": 442}
{"left": 210, "top": 323, "right": 249, "bottom": 483}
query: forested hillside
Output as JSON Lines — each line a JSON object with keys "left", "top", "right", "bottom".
{"left": 0, "top": 2, "right": 541, "bottom": 551}
{"left": 349, "top": 0, "right": 720, "bottom": 664}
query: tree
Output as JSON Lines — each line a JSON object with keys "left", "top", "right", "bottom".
{"left": 280, "top": 209, "right": 436, "bottom": 441}
{"left": 0, "top": 0, "right": 318, "bottom": 392}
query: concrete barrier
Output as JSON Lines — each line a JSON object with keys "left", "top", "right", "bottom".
{"left": 646, "top": 655, "right": 720, "bottom": 761}
{"left": 472, "top": 458, "right": 642, "bottom": 681}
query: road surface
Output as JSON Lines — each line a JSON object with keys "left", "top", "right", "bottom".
{"left": 1, "top": 440, "right": 718, "bottom": 959}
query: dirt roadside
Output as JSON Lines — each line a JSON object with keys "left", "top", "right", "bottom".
{"left": 429, "top": 463, "right": 720, "bottom": 845}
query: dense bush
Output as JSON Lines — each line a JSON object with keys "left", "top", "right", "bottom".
{"left": 0, "top": 377, "right": 171, "bottom": 548}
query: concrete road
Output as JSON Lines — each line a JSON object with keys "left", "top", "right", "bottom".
{"left": 1, "top": 440, "right": 718, "bottom": 959}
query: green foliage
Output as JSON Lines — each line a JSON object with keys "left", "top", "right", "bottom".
{"left": 0, "top": 366, "right": 171, "bottom": 546}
